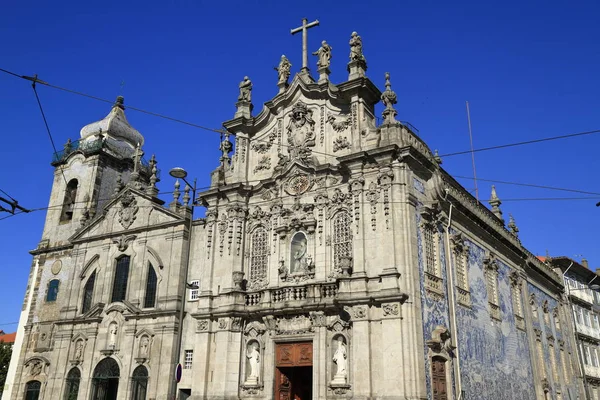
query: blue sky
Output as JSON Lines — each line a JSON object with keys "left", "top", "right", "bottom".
{"left": 1, "top": 0, "right": 599, "bottom": 329}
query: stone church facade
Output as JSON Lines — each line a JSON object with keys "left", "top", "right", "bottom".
{"left": 4, "top": 27, "right": 586, "bottom": 400}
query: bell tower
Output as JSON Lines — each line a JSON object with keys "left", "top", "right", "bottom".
{"left": 39, "top": 96, "right": 147, "bottom": 248}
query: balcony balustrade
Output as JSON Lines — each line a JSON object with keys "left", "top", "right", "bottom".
{"left": 245, "top": 281, "right": 338, "bottom": 308}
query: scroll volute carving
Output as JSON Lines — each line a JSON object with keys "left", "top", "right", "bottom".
{"left": 419, "top": 203, "right": 441, "bottom": 229}
{"left": 449, "top": 232, "right": 467, "bottom": 256}
{"left": 426, "top": 325, "right": 456, "bottom": 354}
{"left": 483, "top": 252, "right": 499, "bottom": 272}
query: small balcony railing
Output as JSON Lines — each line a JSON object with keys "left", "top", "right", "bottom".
{"left": 575, "top": 320, "right": 600, "bottom": 340}
{"left": 584, "top": 364, "right": 600, "bottom": 379}
{"left": 245, "top": 281, "right": 338, "bottom": 307}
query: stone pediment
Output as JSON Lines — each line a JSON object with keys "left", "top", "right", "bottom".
{"left": 70, "top": 188, "right": 184, "bottom": 243}
{"left": 104, "top": 300, "right": 141, "bottom": 316}
{"left": 80, "top": 302, "right": 105, "bottom": 320}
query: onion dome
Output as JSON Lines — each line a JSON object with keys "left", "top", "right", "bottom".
{"left": 80, "top": 96, "right": 144, "bottom": 148}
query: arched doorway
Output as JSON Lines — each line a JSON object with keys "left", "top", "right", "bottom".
{"left": 24, "top": 380, "right": 41, "bottom": 400}
{"left": 131, "top": 366, "right": 148, "bottom": 400}
{"left": 64, "top": 367, "right": 81, "bottom": 400}
{"left": 91, "top": 358, "right": 120, "bottom": 400}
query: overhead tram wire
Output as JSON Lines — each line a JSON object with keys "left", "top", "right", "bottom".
{"left": 1, "top": 67, "right": 600, "bottom": 163}
{"left": 453, "top": 176, "right": 600, "bottom": 196}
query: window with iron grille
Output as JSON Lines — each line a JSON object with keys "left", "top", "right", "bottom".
{"left": 454, "top": 251, "right": 468, "bottom": 289}
{"left": 485, "top": 267, "right": 499, "bottom": 305}
{"left": 250, "top": 228, "right": 269, "bottom": 282}
{"left": 131, "top": 366, "right": 148, "bottom": 400}
{"left": 144, "top": 263, "right": 157, "bottom": 308}
{"left": 333, "top": 212, "right": 352, "bottom": 269}
{"left": 184, "top": 350, "right": 193, "bottom": 369}
{"left": 511, "top": 283, "right": 523, "bottom": 317}
{"left": 189, "top": 280, "right": 200, "bottom": 301}
{"left": 46, "top": 279, "right": 60, "bottom": 302}
{"left": 423, "top": 225, "right": 438, "bottom": 276}
{"left": 111, "top": 256, "right": 130, "bottom": 303}
{"left": 81, "top": 271, "right": 96, "bottom": 314}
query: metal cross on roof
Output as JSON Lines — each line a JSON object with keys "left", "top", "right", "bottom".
{"left": 290, "top": 18, "right": 320, "bottom": 73}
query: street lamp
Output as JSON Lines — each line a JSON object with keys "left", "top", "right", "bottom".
{"left": 169, "top": 167, "right": 199, "bottom": 400}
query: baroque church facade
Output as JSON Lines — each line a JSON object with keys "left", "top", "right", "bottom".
{"left": 4, "top": 25, "right": 587, "bottom": 400}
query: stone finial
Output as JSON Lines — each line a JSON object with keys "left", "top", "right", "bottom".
{"left": 114, "top": 95, "right": 125, "bottom": 110}
{"left": 146, "top": 154, "right": 159, "bottom": 197}
{"left": 381, "top": 72, "right": 398, "bottom": 124}
{"left": 508, "top": 213, "right": 519, "bottom": 237}
{"left": 182, "top": 183, "right": 191, "bottom": 207}
{"left": 170, "top": 179, "right": 181, "bottom": 211}
{"left": 219, "top": 132, "right": 233, "bottom": 167}
{"left": 488, "top": 185, "right": 504, "bottom": 223}
{"left": 275, "top": 55, "right": 292, "bottom": 92}
{"left": 235, "top": 77, "right": 253, "bottom": 118}
{"left": 434, "top": 150, "right": 442, "bottom": 165}
{"left": 347, "top": 31, "right": 367, "bottom": 80}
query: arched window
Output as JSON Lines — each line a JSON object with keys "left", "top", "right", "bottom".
{"left": 111, "top": 256, "right": 130, "bottom": 303}
{"left": 46, "top": 279, "right": 60, "bottom": 302}
{"left": 24, "top": 380, "right": 41, "bottom": 400}
{"left": 332, "top": 212, "right": 352, "bottom": 269}
{"left": 249, "top": 228, "right": 269, "bottom": 287}
{"left": 64, "top": 368, "right": 81, "bottom": 400}
{"left": 131, "top": 366, "right": 148, "bottom": 400}
{"left": 91, "top": 358, "right": 120, "bottom": 400}
{"left": 143, "top": 263, "right": 157, "bottom": 308}
{"left": 82, "top": 271, "right": 96, "bottom": 314}
{"left": 60, "top": 179, "right": 78, "bottom": 221}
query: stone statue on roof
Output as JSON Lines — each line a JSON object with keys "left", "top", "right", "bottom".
{"left": 349, "top": 31, "right": 365, "bottom": 62}
{"left": 313, "top": 40, "right": 332, "bottom": 69}
{"left": 275, "top": 55, "right": 292, "bottom": 85}
{"left": 238, "top": 76, "right": 252, "bottom": 102}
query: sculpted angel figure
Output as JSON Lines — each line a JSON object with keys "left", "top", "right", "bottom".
{"left": 275, "top": 55, "right": 292, "bottom": 85}
{"left": 313, "top": 40, "right": 332, "bottom": 69}
{"left": 238, "top": 76, "right": 252, "bottom": 102}
{"left": 349, "top": 31, "right": 365, "bottom": 62}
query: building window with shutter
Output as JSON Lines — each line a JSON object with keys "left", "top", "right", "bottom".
{"left": 81, "top": 271, "right": 96, "bottom": 314}
{"left": 510, "top": 272, "right": 525, "bottom": 330}
{"left": 184, "top": 350, "right": 193, "bottom": 369}
{"left": 420, "top": 205, "right": 443, "bottom": 297}
{"left": 332, "top": 211, "right": 352, "bottom": 275}
{"left": 111, "top": 255, "right": 130, "bottom": 303}
{"left": 46, "top": 279, "right": 60, "bottom": 302}
{"left": 248, "top": 227, "right": 269, "bottom": 290}
{"left": 450, "top": 232, "right": 471, "bottom": 307}
{"left": 483, "top": 253, "right": 500, "bottom": 321}
{"left": 189, "top": 280, "right": 200, "bottom": 301}
{"left": 144, "top": 263, "right": 157, "bottom": 308}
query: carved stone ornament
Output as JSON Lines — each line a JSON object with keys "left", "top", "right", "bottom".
{"left": 28, "top": 360, "right": 44, "bottom": 377}
{"left": 197, "top": 320, "right": 209, "bottom": 332}
{"left": 352, "top": 306, "right": 367, "bottom": 319}
{"left": 284, "top": 173, "right": 312, "bottom": 196}
{"left": 286, "top": 101, "right": 316, "bottom": 162}
{"left": 218, "top": 318, "right": 229, "bottom": 330}
{"left": 274, "top": 315, "right": 313, "bottom": 336}
{"left": 483, "top": 252, "right": 499, "bottom": 271}
{"left": 253, "top": 156, "right": 271, "bottom": 174}
{"left": 327, "top": 113, "right": 351, "bottom": 132}
{"left": 332, "top": 136, "right": 351, "bottom": 152}
{"left": 382, "top": 303, "right": 399, "bottom": 316}
{"left": 426, "top": 325, "right": 456, "bottom": 354}
{"left": 251, "top": 128, "right": 277, "bottom": 154}
{"left": 118, "top": 192, "right": 139, "bottom": 229}
{"left": 51, "top": 260, "right": 62, "bottom": 275}
{"left": 112, "top": 234, "right": 137, "bottom": 252}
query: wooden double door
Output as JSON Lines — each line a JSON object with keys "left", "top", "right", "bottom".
{"left": 275, "top": 342, "right": 313, "bottom": 400}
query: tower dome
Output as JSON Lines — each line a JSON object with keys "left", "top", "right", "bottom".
{"left": 80, "top": 96, "right": 144, "bottom": 149}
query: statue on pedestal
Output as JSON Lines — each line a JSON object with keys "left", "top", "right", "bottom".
{"left": 313, "top": 40, "right": 332, "bottom": 69}
{"left": 349, "top": 31, "right": 365, "bottom": 62}
{"left": 275, "top": 55, "right": 292, "bottom": 85}
{"left": 238, "top": 76, "right": 253, "bottom": 102}
{"left": 332, "top": 337, "right": 348, "bottom": 384}
{"left": 246, "top": 342, "right": 261, "bottom": 385}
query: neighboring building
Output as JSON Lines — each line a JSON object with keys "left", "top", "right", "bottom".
{"left": 4, "top": 27, "right": 584, "bottom": 400}
{"left": 0, "top": 332, "right": 16, "bottom": 346}
{"left": 548, "top": 256, "right": 600, "bottom": 399}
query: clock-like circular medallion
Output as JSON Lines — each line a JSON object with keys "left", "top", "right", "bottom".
{"left": 284, "top": 174, "right": 311, "bottom": 196}
{"left": 51, "top": 260, "right": 62, "bottom": 275}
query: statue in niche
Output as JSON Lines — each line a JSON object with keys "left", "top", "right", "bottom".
{"left": 238, "top": 76, "right": 252, "bottom": 102}
{"left": 290, "top": 232, "right": 308, "bottom": 273}
{"left": 139, "top": 336, "right": 150, "bottom": 357}
{"left": 30, "top": 361, "right": 42, "bottom": 377}
{"left": 332, "top": 337, "right": 347, "bottom": 383}
{"left": 313, "top": 40, "right": 332, "bottom": 69}
{"left": 108, "top": 324, "right": 118, "bottom": 349}
{"left": 74, "top": 341, "right": 84, "bottom": 360}
{"left": 275, "top": 55, "right": 292, "bottom": 85}
{"left": 286, "top": 101, "right": 316, "bottom": 161}
{"left": 349, "top": 31, "right": 365, "bottom": 62}
{"left": 246, "top": 342, "right": 260, "bottom": 384}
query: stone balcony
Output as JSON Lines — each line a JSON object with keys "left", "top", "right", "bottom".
{"left": 570, "top": 289, "right": 594, "bottom": 305}
{"left": 584, "top": 364, "right": 600, "bottom": 379}
{"left": 245, "top": 281, "right": 339, "bottom": 311}
{"left": 575, "top": 320, "right": 600, "bottom": 341}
